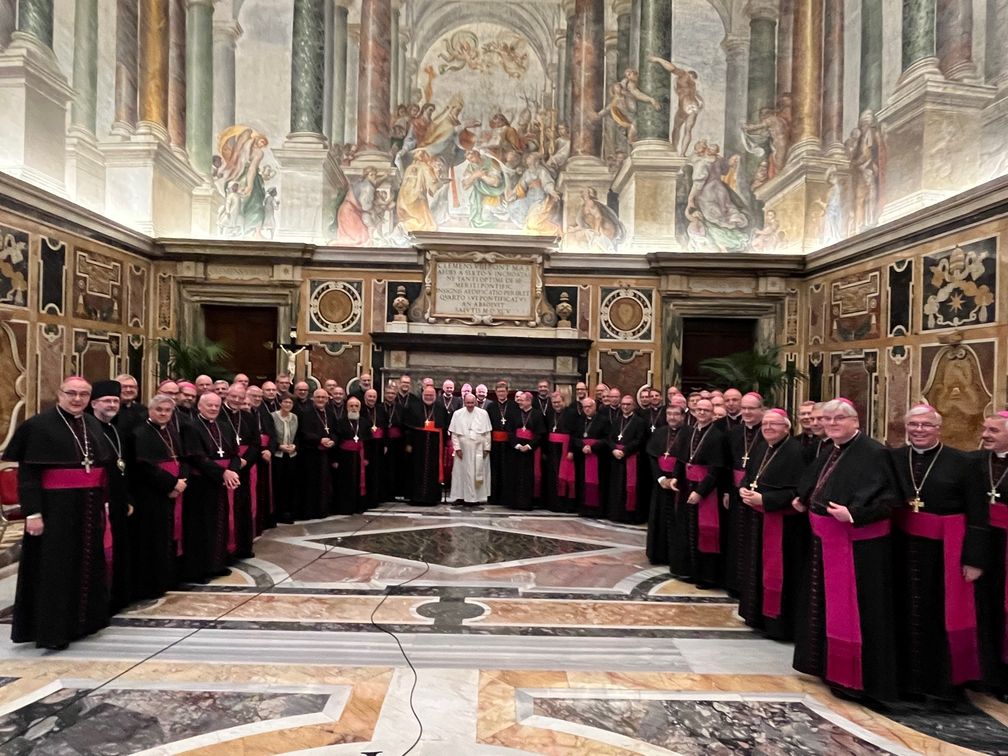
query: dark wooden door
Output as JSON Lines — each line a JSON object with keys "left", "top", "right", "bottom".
{"left": 680, "top": 317, "right": 756, "bottom": 391}
{"left": 203, "top": 305, "right": 277, "bottom": 384}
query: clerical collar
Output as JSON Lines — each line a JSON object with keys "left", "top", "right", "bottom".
{"left": 727, "top": 412, "right": 741, "bottom": 420}
{"left": 198, "top": 413, "right": 215, "bottom": 423}
{"left": 997, "top": 451, "right": 1008, "bottom": 459}
{"left": 834, "top": 430, "right": 860, "bottom": 448}
{"left": 911, "top": 442, "right": 941, "bottom": 454}
{"left": 56, "top": 406, "right": 84, "bottom": 420}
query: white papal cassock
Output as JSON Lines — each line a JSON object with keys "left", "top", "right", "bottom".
{"left": 448, "top": 405, "right": 493, "bottom": 503}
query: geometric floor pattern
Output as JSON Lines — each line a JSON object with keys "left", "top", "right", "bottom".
{"left": 0, "top": 504, "right": 1004, "bottom": 754}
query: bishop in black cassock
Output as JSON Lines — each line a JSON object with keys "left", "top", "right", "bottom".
{"left": 406, "top": 388, "right": 449, "bottom": 505}
{"left": 297, "top": 391, "right": 339, "bottom": 519}
{"left": 508, "top": 393, "right": 546, "bottom": 510}
{"left": 606, "top": 397, "right": 648, "bottom": 524}
{"left": 977, "top": 412, "right": 1008, "bottom": 696}
{"left": 573, "top": 399, "right": 610, "bottom": 517}
{"left": 486, "top": 385, "right": 520, "bottom": 506}
{"left": 646, "top": 406, "right": 685, "bottom": 565}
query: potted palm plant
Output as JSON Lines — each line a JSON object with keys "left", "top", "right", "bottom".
{"left": 698, "top": 346, "right": 805, "bottom": 407}
{"left": 159, "top": 337, "right": 231, "bottom": 380}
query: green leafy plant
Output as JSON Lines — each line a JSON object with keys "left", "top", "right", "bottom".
{"left": 159, "top": 337, "right": 231, "bottom": 380}
{"left": 699, "top": 346, "right": 806, "bottom": 406}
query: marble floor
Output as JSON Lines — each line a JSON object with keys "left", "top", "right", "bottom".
{"left": 0, "top": 505, "right": 1006, "bottom": 754}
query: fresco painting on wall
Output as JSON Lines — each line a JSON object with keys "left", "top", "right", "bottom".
{"left": 0, "top": 0, "right": 1005, "bottom": 254}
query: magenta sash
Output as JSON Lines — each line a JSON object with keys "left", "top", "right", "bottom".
{"left": 339, "top": 439, "right": 367, "bottom": 496}
{"left": 159, "top": 460, "right": 184, "bottom": 556}
{"left": 895, "top": 509, "right": 981, "bottom": 683}
{"left": 582, "top": 438, "right": 602, "bottom": 509}
{"left": 516, "top": 428, "right": 541, "bottom": 497}
{"left": 616, "top": 444, "right": 637, "bottom": 512}
{"left": 549, "top": 432, "right": 575, "bottom": 497}
{"left": 991, "top": 503, "right": 1008, "bottom": 662}
{"left": 40, "top": 467, "right": 108, "bottom": 489}
{"left": 370, "top": 427, "right": 385, "bottom": 440}
{"left": 686, "top": 463, "right": 719, "bottom": 553}
{"left": 657, "top": 455, "right": 677, "bottom": 475}
{"left": 214, "top": 459, "right": 236, "bottom": 553}
{"left": 259, "top": 433, "right": 274, "bottom": 518}
{"left": 442, "top": 441, "right": 455, "bottom": 485}
{"left": 810, "top": 513, "right": 891, "bottom": 691}
{"left": 387, "top": 426, "right": 402, "bottom": 440}
{"left": 733, "top": 468, "right": 745, "bottom": 487}
{"left": 103, "top": 501, "right": 114, "bottom": 586}
{"left": 239, "top": 445, "right": 257, "bottom": 536}
{"left": 762, "top": 509, "right": 800, "bottom": 619}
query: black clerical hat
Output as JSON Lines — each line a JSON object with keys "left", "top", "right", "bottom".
{"left": 91, "top": 380, "right": 121, "bottom": 400}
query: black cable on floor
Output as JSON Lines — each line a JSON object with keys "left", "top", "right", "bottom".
{"left": 0, "top": 497, "right": 425, "bottom": 750}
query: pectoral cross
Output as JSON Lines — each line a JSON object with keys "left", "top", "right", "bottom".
{"left": 742, "top": 453, "right": 750, "bottom": 466}
{"left": 236, "top": 435, "right": 241, "bottom": 445}
{"left": 663, "top": 452, "right": 670, "bottom": 458}
{"left": 82, "top": 455, "right": 93, "bottom": 474}
{"left": 650, "top": 425, "right": 656, "bottom": 433}
{"left": 353, "top": 435, "right": 359, "bottom": 443}
{"left": 909, "top": 496, "right": 924, "bottom": 513}
{"left": 371, "top": 426, "right": 378, "bottom": 433}
{"left": 988, "top": 488, "right": 1001, "bottom": 505}
{"left": 217, "top": 448, "right": 225, "bottom": 458}
{"left": 749, "top": 481, "right": 758, "bottom": 491}
{"left": 617, "top": 433, "right": 623, "bottom": 442}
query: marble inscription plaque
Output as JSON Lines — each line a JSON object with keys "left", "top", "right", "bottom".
{"left": 433, "top": 260, "right": 533, "bottom": 320}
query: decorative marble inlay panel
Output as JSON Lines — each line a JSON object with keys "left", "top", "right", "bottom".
{"left": 807, "top": 352, "right": 823, "bottom": 403}
{"left": 922, "top": 237, "right": 996, "bottom": 331}
{"left": 783, "top": 289, "right": 798, "bottom": 346}
{"left": 74, "top": 249, "right": 123, "bottom": 323}
{"left": 599, "top": 286, "right": 653, "bottom": 341}
{"left": 887, "top": 259, "right": 912, "bottom": 337}
{"left": 308, "top": 279, "right": 363, "bottom": 334}
{"left": 830, "top": 270, "right": 880, "bottom": 342}
{"left": 37, "top": 324, "right": 65, "bottom": 412}
{"left": 599, "top": 350, "right": 652, "bottom": 395}
{"left": 318, "top": 525, "right": 609, "bottom": 569}
{"left": 156, "top": 272, "right": 173, "bottom": 332}
{"left": 0, "top": 320, "right": 27, "bottom": 449}
{"left": 307, "top": 342, "right": 361, "bottom": 384}
{"left": 0, "top": 224, "right": 29, "bottom": 307}
{"left": 831, "top": 350, "right": 878, "bottom": 434}
{"left": 922, "top": 341, "right": 994, "bottom": 450}
{"left": 126, "top": 264, "right": 147, "bottom": 328}
{"left": 39, "top": 237, "right": 66, "bottom": 316}
{"left": 73, "top": 329, "right": 121, "bottom": 382}
{"left": 885, "top": 346, "right": 912, "bottom": 446}
{"left": 807, "top": 283, "right": 826, "bottom": 344}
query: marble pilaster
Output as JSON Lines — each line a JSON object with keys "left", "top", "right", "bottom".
{"left": 185, "top": 0, "right": 214, "bottom": 173}
{"left": 397, "top": 29, "right": 408, "bottom": 104}
{"left": 635, "top": 0, "right": 671, "bottom": 143}
{"left": 721, "top": 34, "right": 749, "bottom": 158}
{"left": 745, "top": 3, "right": 777, "bottom": 119}
{"left": 0, "top": 0, "right": 14, "bottom": 51}
{"left": 289, "top": 0, "right": 325, "bottom": 138}
{"left": 860, "top": 0, "right": 883, "bottom": 112}
{"left": 66, "top": 0, "right": 105, "bottom": 211}
{"left": 16, "top": 0, "right": 52, "bottom": 50}
{"left": 821, "top": 0, "right": 844, "bottom": 153}
{"left": 563, "top": 9, "right": 575, "bottom": 124}
{"left": 612, "top": 147, "right": 686, "bottom": 250}
{"left": 270, "top": 143, "right": 341, "bottom": 240}
{"left": 389, "top": 6, "right": 399, "bottom": 110}
{"left": 168, "top": 0, "right": 186, "bottom": 153}
{"left": 985, "top": 0, "right": 1008, "bottom": 88}
{"left": 614, "top": 0, "right": 631, "bottom": 81}
{"left": 326, "top": 0, "right": 349, "bottom": 145}
{"left": 900, "top": 0, "right": 941, "bottom": 81}
{"left": 0, "top": 0, "right": 71, "bottom": 195}
{"left": 936, "top": 0, "right": 977, "bottom": 81}
{"left": 569, "top": 0, "right": 604, "bottom": 158}
{"left": 113, "top": 0, "right": 138, "bottom": 135}
{"left": 137, "top": 0, "right": 170, "bottom": 139}
{"left": 776, "top": 0, "right": 793, "bottom": 96}
{"left": 212, "top": 15, "right": 241, "bottom": 142}
{"left": 554, "top": 32, "right": 567, "bottom": 119}
{"left": 789, "top": 0, "right": 823, "bottom": 155}
{"left": 355, "top": 0, "right": 391, "bottom": 156}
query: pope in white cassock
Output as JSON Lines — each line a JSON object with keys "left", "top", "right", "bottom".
{"left": 449, "top": 393, "right": 493, "bottom": 504}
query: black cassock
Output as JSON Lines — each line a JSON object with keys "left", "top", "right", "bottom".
{"left": 180, "top": 416, "right": 240, "bottom": 582}
{"left": 573, "top": 413, "right": 610, "bottom": 517}
{"left": 406, "top": 402, "right": 449, "bottom": 505}
{"left": 646, "top": 424, "right": 681, "bottom": 564}
{"left": 129, "top": 419, "right": 187, "bottom": 600}
{"left": 606, "top": 413, "right": 648, "bottom": 524}
{"left": 637, "top": 407, "right": 665, "bottom": 530}
{"left": 220, "top": 406, "right": 260, "bottom": 558}
{"left": 486, "top": 399, "right": 521, "bottom": 506}
{"left": 297, "top": 406, "right": 338, "bottom": 519}
{"left": 97, "top": 419, "right": 133, "bottom": 613}
{"left": 252, "top": 404, "right": 277, "bottom": 533}
{"left": 508, "top": 409, "right": 547, "bottom": 510}
{"left": 794, "top": 432, "right": 898, "bottom": 702}
{"left": 888, "top": 444, "right": 988, "bottom": 696}
{"left": 542, "top": 407, "right": 576, "bottom": 513}
{"left": 738, "top": 436, "right": 808, "bottom": 640}
{"left": 335, "top": 416, "right": 371, "bottom": 514}
{"left": 724, "top": 424, "right": 767, "bottom": 597}
{"left": 362, "top": 403, "right": 390, "bottom": 506}
{"left": 393, "top": 393, "right": 422, "bottom": 499}
{"left": 3, "top": 408, "right": 115, "bottom": 648}
{"left": 976, "top": 450, "right": 1008, "bottom": 693}
{"left": 670, "top": 422, "right": 728, "bottom": 586}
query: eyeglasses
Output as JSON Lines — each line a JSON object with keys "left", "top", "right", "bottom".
{"left": 60, "top": 390, "right": 91, "bottom": 399}
{"left": 906, "top": 422, "right": 939, "bottom": 430}
{"left": 821, "top": 415, "right": 855, "bottom": 424}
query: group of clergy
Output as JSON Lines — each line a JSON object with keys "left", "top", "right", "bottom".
{"left": 648, "top": 392, "right": 1008, "bottom": 707}
{"left": 4, "top": 371, "right": 1008, "bottom": 712}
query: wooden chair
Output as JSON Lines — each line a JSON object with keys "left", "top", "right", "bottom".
{"left": 0, "top": 465, "right": 23, "bottom": 541}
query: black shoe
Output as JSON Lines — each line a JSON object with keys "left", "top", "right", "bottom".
{"left": 39, "top": 642, "right": 69, "bottom": 651}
